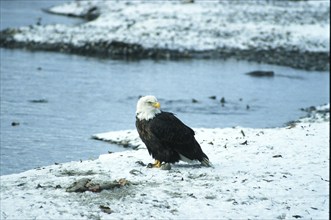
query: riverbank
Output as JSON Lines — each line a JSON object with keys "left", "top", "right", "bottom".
{"left": 1, "top": 107, "right": 329, "bottom": 219}
{"left": 0, "top": 0, "right": 329, "bottom": 71}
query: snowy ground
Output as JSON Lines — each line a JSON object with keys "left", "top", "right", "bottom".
{"left": 0, "top": 0, "right": 329, "bottom": 70}
{"left": 38, "top": 0, "right": 330, "bottom": 52}
{"left": 0, "top": 1, "right": 329, "bottom": 217}
{"left": 1, "top": 109, "right": 329, "bottom": 219}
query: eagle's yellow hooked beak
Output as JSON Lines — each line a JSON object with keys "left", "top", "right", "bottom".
{"left": 153, "top": 102, "right": 161, "bottom": 109}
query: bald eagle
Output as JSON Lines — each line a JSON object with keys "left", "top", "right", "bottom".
{"left": 135, "top": 95, "right": 211, "bottom": 168}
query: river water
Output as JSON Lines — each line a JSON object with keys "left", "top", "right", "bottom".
{"left": 0, "top": 1, "right": 329, "bottom": 175}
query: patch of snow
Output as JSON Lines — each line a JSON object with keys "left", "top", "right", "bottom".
{"left": 48, "top": 0, "right": 101, "bottom": 16}
{"left": 298, "top": 103, "right": 330, "bottom": 123}
{"left": 1, "top": 120, "right": 329, "bottom": 219}
{"left": 9, "top": 0, "right": 330, "bottom": 52}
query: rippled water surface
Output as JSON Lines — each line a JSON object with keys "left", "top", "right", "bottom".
{"left": 0, "top": 1, "right": 329, "bottom": 175}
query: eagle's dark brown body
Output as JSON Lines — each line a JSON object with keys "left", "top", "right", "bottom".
{"left": 136, "top": 111, "right": 209, "bottom": 164}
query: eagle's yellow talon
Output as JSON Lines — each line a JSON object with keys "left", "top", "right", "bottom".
{"left": 147, "top": 160, "right": 161, "bottom": 168}
{"left": 154, "top": 160, "right": 161, "bottom": 168}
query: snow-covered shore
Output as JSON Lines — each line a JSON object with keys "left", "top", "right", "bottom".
{"left": 0, "top": 0, "right": 329, "bottom": 70}
{"left": 1, "top": 109, "right": 329, "bottom": 219}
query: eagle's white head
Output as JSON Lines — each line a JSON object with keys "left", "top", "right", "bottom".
{"left": 136, "top": 95, "right": 161, "bottom": 121}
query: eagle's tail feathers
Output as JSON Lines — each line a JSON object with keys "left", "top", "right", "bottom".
{"left": 200, "top": 157, "right": 213, "bottom": 167}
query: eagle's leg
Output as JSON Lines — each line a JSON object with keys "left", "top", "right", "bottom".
{"left": 147, "top": 160, "right": 162, "bottom": 168}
